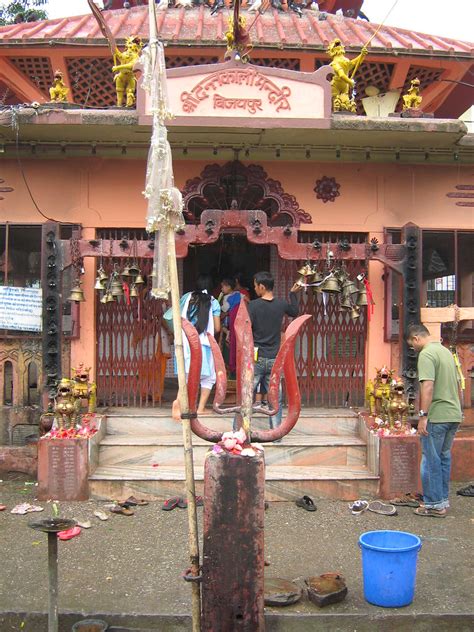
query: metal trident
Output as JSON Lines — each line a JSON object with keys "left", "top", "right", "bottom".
{"left": 182, "top": 300, "right": 311, "bottom": 443}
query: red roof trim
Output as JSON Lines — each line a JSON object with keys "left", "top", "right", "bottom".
{"left": 0, "top": 7, "right": 471, "bottom": 56}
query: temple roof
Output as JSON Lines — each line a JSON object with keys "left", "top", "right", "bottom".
{"left": 0, "top": 6, "right": 472, "bottom": 56}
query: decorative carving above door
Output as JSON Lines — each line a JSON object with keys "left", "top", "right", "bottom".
{"left": 181, "top": 161, "right": 312, "bottom": 227}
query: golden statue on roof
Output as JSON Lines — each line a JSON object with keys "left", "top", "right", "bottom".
{"left": 327, "top": 38, "right": 368, "bottom": 113}
{"left": 49, "top": 70, "right": 69, "bottom": 103}
{"left": 112, "top": 35, "right": 143, "bottom": 107}
{"left": 402, "top": 78, "right": 423, "bottom": 111}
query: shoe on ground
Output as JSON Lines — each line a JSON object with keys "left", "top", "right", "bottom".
{"left": 348, "top": 500, "right": 368, "bottom": 515}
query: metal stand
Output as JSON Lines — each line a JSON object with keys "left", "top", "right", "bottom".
{"left": 29, "top": 518, "right": 76, "bottom": 632}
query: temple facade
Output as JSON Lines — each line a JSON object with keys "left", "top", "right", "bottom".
{"left": 0, "top": 1, "right": 472, "bottom": 419}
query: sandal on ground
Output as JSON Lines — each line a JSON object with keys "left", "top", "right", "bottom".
{"left": 93, "top": 510, "right": 109, "bottom": 521}
{"left": 162, "top": 496, "right": 180, "bottom": 511}
{"left": 368, "top": 501, "right": 397, "bottom": 516}
{"left": 58, "top": 526, "right": 81, "bottom": 541}
{"left": 348, "top": 500, "right": 368, "bottom": 515}
{"left": 295, "top": 496, "right": 317, "bottom": 512}
{"left": 456, "top": 484, "right": 474, "bottom": 497}
{"left": 124, "top": 495, "right": 149, "bottom": 506}
{"left": 110, "top": 505, "right": 134, "bottom": 516}
{"left": 413, "top": 506, "right": 446, "bottom": 518}
{"left": 0, "top": 505, "right": 6, "bottom": 511}
{"left": 389, "top": 493, "right": 421, "bottom": 507}
{"left": 178, "top": 496, "right": 203, "bottom": 509}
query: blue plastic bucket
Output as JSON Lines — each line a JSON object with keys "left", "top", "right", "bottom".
{"left": 359, "top": 530, "right": 422, "bottom": 607}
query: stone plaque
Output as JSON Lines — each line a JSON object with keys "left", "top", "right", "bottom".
{"left": 37, "top": 439, "right": 89, "bottom": 501}
{"left": 379, "top": 436, "right": 421, "bottom": 499}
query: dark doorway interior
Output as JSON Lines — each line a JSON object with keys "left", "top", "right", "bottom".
{"left": 183, "top": 233, "right": 270, "bottom": 296}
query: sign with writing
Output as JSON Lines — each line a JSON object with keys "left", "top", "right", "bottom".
{"left": 180, "top": 68, "right": 292, "bottom": 115}
{"left": 0, "top": 286, "right": 42, "bottom": 332}
{"left": 379, "top": 437, "right": 421, "bottom": 499}
{"left": 137, "top": 59, "right": 332, "bottom": 128}
{"left": 37, "top": 439, "right": 90, "bottom": 501}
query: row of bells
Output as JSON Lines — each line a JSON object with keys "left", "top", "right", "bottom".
{"left": 296, "top": 265, "right": 368, "bottom": 320}
{"left": 68, "top": 266, "right": 149, "bottom": 303}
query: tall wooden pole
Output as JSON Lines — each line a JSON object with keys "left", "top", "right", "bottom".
{"left": 147, "top": 3, "right": 201, "bottom": 629}
{"left": 168, "top": 232, "right": 202, "bottom": 631}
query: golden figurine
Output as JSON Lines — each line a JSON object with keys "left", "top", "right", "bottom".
{"left": 49, "top": 70, "right": 69, "bottom": 103}
{"left": 71, "top": 363, "right": 97, "bottom": 414}
{"left": 54, "top": 378, "right": 77, "bottom": 430}
{"left": 382, "top": 378, "right": 409, "bottom": 429}
{"left": 112, "top": 35, "right": 143, "bottom": 107}
{"left": 326, "top": 38, "right": 368, "bottom": 112}
{"left": 365, "top": 366, "right": 394, "bottom": 416}
{"left": 402, "top": 78, "right": 422, "bottom": 111}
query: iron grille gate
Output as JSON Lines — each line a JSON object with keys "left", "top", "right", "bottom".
{"left": 96, "top": 230, "right": 367, "bottom": 408}
{"left": 274, "top": 233, "right": 368, "bottom": 408}
{"left": 96, "top": 229, "right": 168, "bottom": 408}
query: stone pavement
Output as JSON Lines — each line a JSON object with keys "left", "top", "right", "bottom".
{"left": 0, "top": 473, "right": 473, "bottom": 632}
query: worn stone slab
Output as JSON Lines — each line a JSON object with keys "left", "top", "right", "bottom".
{"left": 37, "top": 438, "right": 89, "bottom": 501}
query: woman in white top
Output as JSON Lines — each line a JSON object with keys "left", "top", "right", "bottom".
{"left": 180, "top": 274, "right": 221, "bottom": 414}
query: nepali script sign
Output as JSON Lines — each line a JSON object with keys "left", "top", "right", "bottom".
{"left": 0, "top": 286, "right": 42, "bottom": 332}
{"left": 138, "top": 60, "right": 332, "bottom": 127}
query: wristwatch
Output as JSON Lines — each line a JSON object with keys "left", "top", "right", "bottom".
{"left": 418, "top": 410, "right": 427, "bottom": 417}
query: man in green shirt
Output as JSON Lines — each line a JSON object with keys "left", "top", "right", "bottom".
{"left": 406, "top": 324, "right": 462, "bottom": 518}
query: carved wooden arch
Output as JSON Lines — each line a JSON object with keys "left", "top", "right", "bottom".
{"left": 181, "top": 161, "right": 312, "bottom": 227}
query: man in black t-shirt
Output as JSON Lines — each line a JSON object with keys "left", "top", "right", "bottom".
{"left": 248, "top": 271, "right": 301, "bottom": 429}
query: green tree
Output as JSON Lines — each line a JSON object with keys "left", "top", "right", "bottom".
{"left": 0, "top": 0, "right": 48, "bottom": 26}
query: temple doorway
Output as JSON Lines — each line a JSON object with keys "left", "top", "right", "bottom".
{"left": 182, "top": 233, "right": 270, "bottom": 296}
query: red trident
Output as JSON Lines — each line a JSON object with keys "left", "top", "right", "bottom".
{"left": 182, "top": 300, "right": 311, "bottom": 443}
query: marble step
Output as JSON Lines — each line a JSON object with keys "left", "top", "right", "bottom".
{"left": 97, "top": 435, "right": 367, "bottom": 468}
{"left": 89, "top": 464, "right": 379, "bottom": 502}
{"left": 104, "top": 412, "right": 361, "bottom": 438}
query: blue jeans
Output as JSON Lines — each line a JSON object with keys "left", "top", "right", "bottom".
{"left": 420, "top": 422, "right": 459, "bottom": 510}
{"left": 254, "top": 357, "right": 282, "bottom": 430}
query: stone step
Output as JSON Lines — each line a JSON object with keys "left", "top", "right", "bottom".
{"left": 89, "top": 464, "right": 379, "bottom": 502}
{"left": 98, "top": 434, "right": 367, "bottom": 468}
{"left": 104, "top": 412, "right": 361, "bottom": 438}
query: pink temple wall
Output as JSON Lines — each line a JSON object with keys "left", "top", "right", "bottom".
{"left": 1, "top": 157, "right": 472, "bottom": 380}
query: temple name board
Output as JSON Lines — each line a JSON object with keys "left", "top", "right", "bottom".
{"left": 138, "top": 59, "right": 332, "bottom": 128}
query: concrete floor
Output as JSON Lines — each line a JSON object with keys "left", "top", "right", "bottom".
{"left": 0, "top": 472, "right": 473, "bottom": 631}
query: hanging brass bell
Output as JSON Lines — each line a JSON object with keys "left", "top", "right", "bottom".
{"left": 94, "top": 276, "right": 106, "bottom": 290}
{"left": 297, "top": 263, "right": 314, "bottom": 277}
{"left": 121, "top": 266, "right": 131, "bottom": 277}
{"left": 105, "top": 292, "right": 115, "bottom": 303}
{"left": 340, "top": 291, "right": 352, "bottom": 309}
{"left": 68, "top": 283, "right": 85, "bottom": 303}
{"left": 320, "top": 274, "right": 341, "bottom": 293}
{"left": 134, "top": 274, "right": 145, "bottom": 285}
{"left": 350, "top": 306, "right": 361, "bottom": 320}
{"left": 342, "top": 278, "right": 358, "bottom": 296}
{"left": 111, "top": 278, "right": 124, "bottom": 297}
{"left": 356, "top": 285, "right": 368, "bottom": 306}
{"left": 295, "top": 275, "right": 306, "bottom": 288}
{"left": 127, "top": 263, "right": 140, "bottom": 276}
{"left": 307, "top": 270, "right": 323, "bottom": 285}
{"left": 98, "top": 267, "right": 108, "bottom": 282}
{"left": 100, "top": 293, "right": 109, "bottom": 304}
{"left": 130, "top": 284, "right": 139, "bottom": 298}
